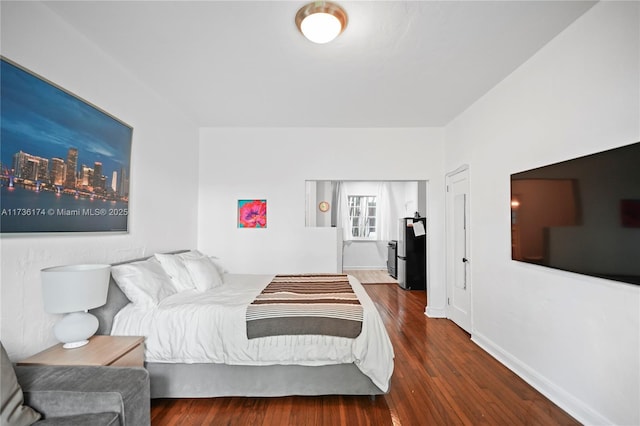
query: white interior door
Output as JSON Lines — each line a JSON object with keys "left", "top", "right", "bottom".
{"left": 446, "top": 167, "right": 471, "bottom": 333}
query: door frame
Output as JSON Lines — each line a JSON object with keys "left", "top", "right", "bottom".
{"left": 445, "top": 165, "right": 472, "bottom": 333}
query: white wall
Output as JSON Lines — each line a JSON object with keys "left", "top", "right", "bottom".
{"left": 445, "top": 2, "right": 640, "bottom": 425}
{"left": 0, "top": 2, "right": 200, "bottom": 359}
{"left": 197, "top": 127, "right": 446, "bottom": 309}
{"left": 342, "top": 241, "right": 389, "bottom": 270}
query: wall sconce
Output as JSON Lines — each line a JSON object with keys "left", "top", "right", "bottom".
{"left": 41, "top": 264, "right": 111, "bottom": 349}
{"left": 295, "top": 1, "right": 348, "bottom": 44}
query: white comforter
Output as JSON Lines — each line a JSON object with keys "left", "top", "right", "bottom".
{"left": 111, "top": 274, "right": 394, "bottom": 392}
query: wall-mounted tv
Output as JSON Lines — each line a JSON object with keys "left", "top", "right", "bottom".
{"left": 510, "top": 141, "right": 640, "bottom": 285}
{"left": 0, "top": 57, "right": 133, "bottom": 234}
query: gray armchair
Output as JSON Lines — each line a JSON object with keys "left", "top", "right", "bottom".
{"left": 1, "top": 341, "right": 150, "bottom": 426}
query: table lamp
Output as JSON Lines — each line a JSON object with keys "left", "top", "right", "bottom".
{"left": 41, "top": 264, "right": 111, "bottom": 349}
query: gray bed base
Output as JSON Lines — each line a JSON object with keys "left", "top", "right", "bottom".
{"left": 90, "top": 252, "right": 385, "bottom": 398}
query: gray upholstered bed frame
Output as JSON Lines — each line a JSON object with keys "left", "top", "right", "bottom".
{"left": 90, "top": 252, "right": 386, "bottom": 398}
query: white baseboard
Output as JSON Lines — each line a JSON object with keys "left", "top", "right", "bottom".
{"left": 425, "top": 306, "right": 446, "bottom": 318}
{"left": 471, "top": 331, "right": 612, "bottom": 426}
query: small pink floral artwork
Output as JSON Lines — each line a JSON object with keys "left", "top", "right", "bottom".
{"left": 238, "top": 199, "right": 267, "bottom": 228}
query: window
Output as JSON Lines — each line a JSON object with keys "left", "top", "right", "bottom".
{"left": 348, "top": 195, "right": 377, "bottom": 239}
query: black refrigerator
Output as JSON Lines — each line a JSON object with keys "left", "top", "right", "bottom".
{"left": 397, "top": 217, "right": 426, "bottom": 290}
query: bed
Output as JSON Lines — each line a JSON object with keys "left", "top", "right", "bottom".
{"left": 91, "top": 251, "right": 394, "bottom": 398}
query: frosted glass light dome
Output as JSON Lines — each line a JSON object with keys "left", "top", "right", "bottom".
{"left": 301, "top": 12, "right": 342, "bottom": 44}
{"left": 295, "top": 2, "right": 348, "bottom": 44}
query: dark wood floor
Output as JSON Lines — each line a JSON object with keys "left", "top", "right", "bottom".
{"left": 150, "top": 284, "right": 579, "bottom": 425}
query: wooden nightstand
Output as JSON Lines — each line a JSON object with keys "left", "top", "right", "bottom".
{"left": 18, "top": 335, "right": 145, "bottom": 368}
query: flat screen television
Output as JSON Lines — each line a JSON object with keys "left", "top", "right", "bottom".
{"left": 510, "top": 141, "right": 640, "bottom": 285}
{"left": 1, "top": 57, "right": 133, "bottom": 234}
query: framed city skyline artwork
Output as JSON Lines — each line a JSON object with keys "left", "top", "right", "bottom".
{"left": 0, "top": 57, "right": 133, "bottom": 234}
{"left": 238, "top": 199, "right": 267, "bottom": 228}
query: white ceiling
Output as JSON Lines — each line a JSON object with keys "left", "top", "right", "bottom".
{"left": 43, "top": 1, "right": 597, "bottom": 128}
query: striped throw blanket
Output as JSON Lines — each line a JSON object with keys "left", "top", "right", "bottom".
{"left": 246, "top": 274, "right": 363, "bottom": 339}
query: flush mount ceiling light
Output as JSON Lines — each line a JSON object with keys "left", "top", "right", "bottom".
{"left": 295, "top": 1, "right": 348, "bottom": 44}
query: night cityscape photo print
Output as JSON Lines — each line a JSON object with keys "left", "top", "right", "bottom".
{"left": 0, "top": 58, "right": 133, "bottom": 233}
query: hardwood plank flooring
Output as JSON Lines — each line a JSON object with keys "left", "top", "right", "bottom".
{"left": 344, "top": 269, "right": 398, "bottom": 284}
{"left": 150, "top": 284, "right": 579, "bottom": 425}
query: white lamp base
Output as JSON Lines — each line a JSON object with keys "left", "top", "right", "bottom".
{"left": 53, "top": 311, "right": 98, "bottom": 350}
{"left": 62, "top": 340, "right": 90, "bottom": 349}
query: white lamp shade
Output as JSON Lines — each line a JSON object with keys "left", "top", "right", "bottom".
{"left": 41, "top": 264, "right": 111, "bottom": 314}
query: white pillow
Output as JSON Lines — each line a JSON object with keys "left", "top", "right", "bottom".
{"left": 176, "top": 250, "right": 205, "bottom": 261}
{"left": 208, "top": 257, "right": 228, "bottom": 276}
{"left": 177, "top": 250, "right": 228, "bottom": 276}
{"left": 154, "top": 253, "right": 195, "bottom": 291}
{"left": 111, "top": 258, "right": 176, "bottom": 307}
{"left": 182, "top": 256, "right": 223, "bottom": 291}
